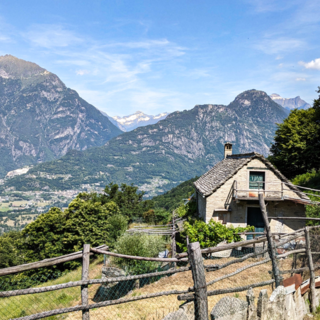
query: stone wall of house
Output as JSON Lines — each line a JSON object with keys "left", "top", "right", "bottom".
{"left": 197, "top": 191, "right": 207, "bottom": 221}
{"left": 202, "top": 158, "right": 305, "bottom": 232}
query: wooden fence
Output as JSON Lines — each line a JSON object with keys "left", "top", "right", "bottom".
{"left": 1, "top": 195, "right": 320, "bottom": 319}
{"left": 1, "top": 224, "right": 319, "bottom": 320}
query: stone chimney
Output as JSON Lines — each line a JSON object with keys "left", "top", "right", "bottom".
{"left": 224, "top": 142, "right": 232, "bottom": 159}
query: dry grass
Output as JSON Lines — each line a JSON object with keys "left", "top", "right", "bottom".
{"left": 65, "top": 255, "right": 275, "bottom": 320}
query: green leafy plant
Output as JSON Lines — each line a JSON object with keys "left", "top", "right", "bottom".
{"left": 143, "top": 208, "right": 172, "bottom": 225}
{"left": 177, "top": 219, "right": 254, "bottom": 252}
{"left": 112, "top": 233, "right": 168, "bottom": 275}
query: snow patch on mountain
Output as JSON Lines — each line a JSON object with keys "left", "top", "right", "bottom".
{"left": 270, "top": 93, "right": 311, "bottom": 112}
{"left": 103, "top": 111, "right": 169, "bottom": 132}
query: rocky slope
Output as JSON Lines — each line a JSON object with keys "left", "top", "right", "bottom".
{"left": 2, "top": 89, "right": 288, "bottom": 197}
{"left": 0, "top": 55, "right": 122, "bottom": 177}
{"left": 105, "top": 111, "right": 169, "bottom": 132}
{"left": 270, "top": 93, "right": 311, "bottom": 111}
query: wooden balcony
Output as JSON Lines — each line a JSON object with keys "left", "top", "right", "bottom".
{"left": 224, "top": 180, "right": 285, "bottom": 209}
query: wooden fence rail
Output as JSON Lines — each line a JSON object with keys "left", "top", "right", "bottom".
{"left": 0, "top": 245, "right": 108, "bottom": 276}
{"left": 0, "top": 266, "right": 191, "bottom": 298}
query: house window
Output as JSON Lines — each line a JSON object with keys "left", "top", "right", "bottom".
{"left": 249, "top": 171, "right": 265, "bottom": 190}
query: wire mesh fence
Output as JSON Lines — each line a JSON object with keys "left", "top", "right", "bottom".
{"left": 203, "top": 244, "right": 274, "bottom": 317}
{"left": 0, "top": 260, "right": 83, "bottom": 319}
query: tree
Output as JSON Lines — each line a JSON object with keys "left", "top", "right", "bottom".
{"left": 269, "top": 89, "right": 320, "bottom": 179}
{"left": 21, "top": 192, "right": 120, "bottom": 266}
{"left": 103, "top": 183, "right": 153, "bottom": 220}
{"left": 0, "top": 231, "right": 24, "bottom": 268}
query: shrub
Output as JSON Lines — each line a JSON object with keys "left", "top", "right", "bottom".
{"left": 106, "top": 214, "right": 128, "bottom": 247}
{"left": 177, "top": 219, "right": 254, "bottom": 252}
{"left": 143, "top": 208, "right": 172, "bottom": 225}
{"left": 112, "top": 233, "right": 167, "bottom": 274}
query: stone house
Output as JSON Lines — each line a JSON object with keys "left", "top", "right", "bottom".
{"left": 194, "top": 143, "right": 311, "bottom": 234}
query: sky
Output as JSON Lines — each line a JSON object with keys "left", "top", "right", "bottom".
{"left": 0, "top": 0, "right": 319, "bottom": 117}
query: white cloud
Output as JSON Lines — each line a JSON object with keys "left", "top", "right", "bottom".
{"left": 254, "top": 37, "right": 304, "bottom": 54}
{"left": 76, "top": 70, "right": 90, "bottom": 76}
{"left": 296, "top": 77, "right": 306, "bottom": 81}
{"left": 0, "top": 35, "right": 10, "bottom": 42}
{"left": 299, "top": 58, "right": 320, "bottom": 70}
{"left": 24, "top": 24, "right": 83, "bottom": 48}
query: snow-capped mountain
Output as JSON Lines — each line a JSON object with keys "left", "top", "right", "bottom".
{"left": 104, "top": 111, "right": 170, "bottom": 132}
{"left": 270, "top": 93, "right": 311, "bottom": 112}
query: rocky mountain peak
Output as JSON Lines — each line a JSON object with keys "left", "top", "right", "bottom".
{"left": 270, "top": 93, "right": 311, "bottom": 110}
{"left": 233, "top": 89, "right": 269, "bottom": 106}
{"left": 0, "top": 55, "right": 49, "bottom": 79}
{"left": 228, "top": 89, "right": 287, "bottom": 121}
{"left": 0, "top": 55, "right": 122, "bottom": 177}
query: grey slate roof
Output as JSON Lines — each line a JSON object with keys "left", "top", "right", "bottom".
{"left": 194, "top": 152, "right": 308, "bottom": 200}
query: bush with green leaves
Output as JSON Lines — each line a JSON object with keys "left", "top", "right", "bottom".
{"left": 143, "top": 208, "right": 172, "bottom": 224}
{"left": 176, "top": 200, "right": 197, "bottom": 218}
{"left": 106, "top": 214, "right": 128, "bottom": 247}
{"left": 112, "top": 233, "right": 167, "bottom": 275}
{"left": 177, "top": 219, "right": 254, "bottom": 252}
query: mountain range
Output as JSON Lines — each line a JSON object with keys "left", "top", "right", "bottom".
{"left": 0, "top": 55, "right": 122, "bottom": 177}
{"left": 270, "top": 93, "right": 311, "bottom": 111}
{"left": 104, "top": 111, "right": 169, "bottom": 132}
{"left": 2, "top": 89, "right": 288, "bottom": 197}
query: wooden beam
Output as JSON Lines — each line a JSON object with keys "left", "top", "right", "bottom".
{"left": 268, "top": 217, "right": 320, "bottom": 221}
{"left": 305, "top": 227, "right": 316, "bottom": 313}
{"left": 188, "top": 242, "right": 208, "bottom": 320}
{"left": 0, "top": 266, "right": 191, "bottom": 298}
{"left": 90, "top": 247, "right": 187, "bottom": 262}
{"left": 176, "top": 228, "right": 305, "bottom": 259}
{"left": 176, "top": 236, "right": 268, "bottom": 258}
{"left": 259, "top": 193, "right": 281, "bottom": 287}
{"left": 0, "top": 245, "right": 108, "bottom": 276}
{"left": 178, "top": 280, "right": 275, "bottom": 301}
{"left": 15, "top": 289, "right": 190, "bottom": 320}
{"left": 81, "top": 244, "right": 90, "bottom": 320}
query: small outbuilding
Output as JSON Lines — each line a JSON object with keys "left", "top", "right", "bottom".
{"left": 194, "top": 143, "right": 311, "bottom": 235}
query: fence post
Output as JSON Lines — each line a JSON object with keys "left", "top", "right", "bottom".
{"left": 82, "top": 244, "right": 90, "bottom": 320}
{"left": 188, "top": 241, "right": 208, "bottom": 320}
{"left": 258, "top": 193, "right": 281, "bottom": 287}
{"left": 172, "top": 213, "right": 176, "bottom": 267}
{"left": 305, "top": 227, "right": 316, "bottom": 313}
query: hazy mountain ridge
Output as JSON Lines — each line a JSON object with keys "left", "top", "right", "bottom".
{"left": 0, "top": 55, "right": 122, "bottom": 177}
{"left": 270, "top": 93, "right": 311, "bottom": 111}
{"left": 2, "top": 89, "right": 288, "bottom": 197}
{"left": 105, "top": 111, "right": 169, "bottom": 132}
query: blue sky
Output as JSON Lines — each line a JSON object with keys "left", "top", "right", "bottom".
{"left": 0, "top": 0, "right": 319, "bottom": 116}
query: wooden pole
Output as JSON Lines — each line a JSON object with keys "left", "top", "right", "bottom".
{"left": 305, "top": 227, "right": 316, "bottom": 313}
{"left": 259, "top": 193, "right": 281, "bottom": 287}
{"left": 188, "top": 242, "right": 208, "bottom": 320}
{"left": 0, "top": 244, "right": 108, "bottom": 276}
{"left": 171, "top": 212, "right": 176, "bottom": 267}
{"left": 82, "top": 244, "right": 90, "bottom": 320}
